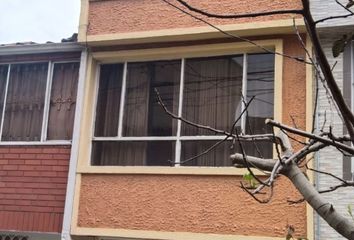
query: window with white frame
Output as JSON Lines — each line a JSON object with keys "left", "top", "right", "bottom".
{"left": 0, "top": 61, "right": 79, "bottom": 142}
{"left": 91, "top": 53, "right": 275, "bottom": 167}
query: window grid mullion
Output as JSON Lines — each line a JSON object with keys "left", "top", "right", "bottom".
{"left": 174, "top": 58, "right": 185, "bottom": 166}
{"left": 117, "top": 62, "right": 128, "bottom": 138}
{"left": 240, "top": 54, "right": 248, "bottom": 134}
{"left": 0, "top": 64, "right": 11, "bottom": 141}
{"left": 41, "top": 61, "right": 53, "bottom": 142}
{"left": 90, "top": 64, "right": 101, "bottom": 139}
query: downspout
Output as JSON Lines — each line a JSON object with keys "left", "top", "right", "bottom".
{"left": 61, "top": 48, "right": 88, "bottom": 240}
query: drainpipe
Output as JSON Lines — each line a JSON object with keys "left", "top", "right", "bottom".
{"left": 61, "top": 49, "right": 88, "bottom": 240}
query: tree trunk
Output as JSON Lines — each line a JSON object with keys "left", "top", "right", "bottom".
{"left": 283, "top": 162, "right": 354, "bottom": 239}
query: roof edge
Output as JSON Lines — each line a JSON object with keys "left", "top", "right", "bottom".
{"left": 0, "top": 42, "right": 85, "bottom": 56}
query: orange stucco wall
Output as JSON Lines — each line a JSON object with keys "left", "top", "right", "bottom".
{"left": 87, "top": 0, "right": 302, "bottom": 35}
{"left": 76, "top": 35, "right": 308, "bottom": 238}
{"left": 78, "top": 175, "right": 306, "bottom": 237}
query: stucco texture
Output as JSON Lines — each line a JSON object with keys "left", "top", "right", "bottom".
{"left": 78, "top": 174, "right": 306, "bottom": 237}
{"left": 77, "top": 35, "right": 307, "bottom": 238}
{"left": 87, "top": 0, "right": 302, "bottom": 35}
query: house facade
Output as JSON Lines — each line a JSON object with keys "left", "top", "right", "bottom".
{"left": 0, "top": 42, "right": 85, "bottom": 239}
{"left": 310, "top": 0, "right": 354, "bottom": 239}
{"left": 67, "top": 0, "right": 314, "bottom": 239}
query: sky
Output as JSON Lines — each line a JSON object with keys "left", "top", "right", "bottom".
{"left": 0, "top": 0, "right": 81, "bottom": 44}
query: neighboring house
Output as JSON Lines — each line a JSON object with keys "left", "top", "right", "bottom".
{"left": 0, "top": 42, "right": 85, "bottom": 240}
{"left": 310, "top": 0, "right": 354, "bottom": 239}
{"left": 67, "top": 0, "right": 314, "bottom": 240}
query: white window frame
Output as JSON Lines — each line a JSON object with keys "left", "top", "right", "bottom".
{"left": 0, "top": 60, "right": 80, "bottom": 145}
{"left": 91, "top": 53, "right": 274, "bottom": 166}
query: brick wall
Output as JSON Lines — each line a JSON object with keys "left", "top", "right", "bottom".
{"left": 0, "top": 146, "right": 70, "bottom": 233}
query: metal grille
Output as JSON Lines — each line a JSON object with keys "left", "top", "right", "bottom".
{"left": 0, "top": 235, "right": 29, "bottom": 240}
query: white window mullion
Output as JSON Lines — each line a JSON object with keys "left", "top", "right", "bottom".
{"left": 41, "top": 61, "right": 54, "bottom": 142}
{"left": 174, "top": 58, "right": 185, "bottom": 166}
{"left": 0, "top": 64, "right": 11, "bottom": 141}
{"left": 240, "top": 54, "right": 248, "bottom": 134}
{"left": 117, "top": 62, "right": 128, "bottom": 137}
{"left": 91, "top": 64, "right": 101, "bottom": 139}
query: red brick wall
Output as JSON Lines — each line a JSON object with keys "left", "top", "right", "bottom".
{"left": 0, "top": 146, "right": 70, "bottom": 233}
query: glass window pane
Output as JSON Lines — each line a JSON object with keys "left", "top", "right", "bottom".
{"left": 180, "top": 140, "right": 234, "bottom": 166}
{"left": 123, "top": 60, "right": 180, "bottom": 136}
{"left": 47, "top": 62, "right": 79, "bottom": 140}
{"left": 182, "top": 55, "right": 243, "bottom": 136}
{"left": 92, "top": 141, "right": 175, "bottom": 166}
{"left": 94, "top": 64, "right": 123, "bottom": 137}
{"left": 2, "top": 63, "right": 48, "bottom": 141}
{"left": 246, "top": 53, "right": 274, "bottom": 134}
{"left": 0, "top": 65, "right": 9, "bottom": 124}
{"left": 181, "top": 140, "right": 272, "bottom": 167}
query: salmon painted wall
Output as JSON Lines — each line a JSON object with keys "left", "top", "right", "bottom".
{"left": 87, "top": 0, "right": 303, "bottom": 35}
{"left": 0, "top": 146, "right": 70, "bottom": 233}
{"left": 76, "top": 35, "right": 308, "bottom": 238}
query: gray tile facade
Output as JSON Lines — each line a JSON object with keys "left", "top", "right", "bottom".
{"left": 311, "top": 0, "right": 354, "bottom": 238}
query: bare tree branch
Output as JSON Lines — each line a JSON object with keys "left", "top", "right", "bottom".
{"left": 161, "top": 0, "right": 310, "bottom": 64}
{"left": 267, "top": 119, "right": 354, "bottom": 155}
{"left": 302, "top": 0, "right": 354, "bottom": 142}
{"left": 172, "top": 0, "right": 303, "bottom": 19}
{"left": 315, "top": 0, "right": 354, "bottom": 24}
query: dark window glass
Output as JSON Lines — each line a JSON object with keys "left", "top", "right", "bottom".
{"left": 245, "top": 53, "right": 274, "bottom": 135}
{"left": 180, "top": 140, "right": 233, "bottom": 166}
{"left": 0, "top": 65, "right": 8, "bottom": 124}
{"left": 182, "top": 55, "right": 243, "bottom": 136}
{"left": 123, "top": 60, "right": 180, "bottom": 136}
{"left": 94, "top": 64, "right": 124, "bottom": 137}
{"left": 2, "top": 63, "right": 48, "bottom": 141}
{"left": 47, "top": 62, "right": 79, "bottom": 140}
{"left": 181, "top": 140, "right": 272, "bottom": 167}
{"left": 92, "top": 141, "right": 175, "bottom": 166}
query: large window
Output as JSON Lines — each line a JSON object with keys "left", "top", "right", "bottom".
{"left": 0, "top": 61, "right": 79, "bottom": 142}
{"left": 92, "top": 53, "right": 274, "bottom": 167}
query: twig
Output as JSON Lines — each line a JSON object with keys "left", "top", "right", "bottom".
{"left": 266, "top": 119, "right": 354, "bottom": 155}
{"left": 177, "top": 137, "right": 229, "bottom": 165}
{"left": 155, "top": 88, "right": 277, "bottom": 142}
{"left": 173, "top": 0, "right": 303, "bottom": 19}
{"left": 287, "top": 198, "right": 306, "bottom": 205}
{"left": 161, "top": 0, "right": 310, "bottom": 64}
{"left": 240, "top": 182, "right": 274, "bottom": 204}
{"left": 315, "top": 0, "right": 354, "bottom": 24}
{"left": 319, "top": 182, "right": 354, "bottom": 194}
{"left": 306, "top": 166, "right": 347, "bottom": 184}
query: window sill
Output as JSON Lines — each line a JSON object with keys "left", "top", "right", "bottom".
{"left": 77, "top": 166, "right": 265, "bottom": 176}
{"left": 0, "top": 140, "right": 72, "bottom": 146}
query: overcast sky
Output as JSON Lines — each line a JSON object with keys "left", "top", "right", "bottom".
{"left": 0, "top": 0, "right": 80, "bottom": 44}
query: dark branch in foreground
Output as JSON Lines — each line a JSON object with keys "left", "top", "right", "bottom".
{"left": 173, "top": 0, "right": 303, "bottom": 19}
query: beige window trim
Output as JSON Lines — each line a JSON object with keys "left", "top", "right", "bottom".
{"left": 76, "top": 39, "right": 283, "bottom": 175}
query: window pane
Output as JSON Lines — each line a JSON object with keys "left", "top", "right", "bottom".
{"left": 94, "top": 64, "right": 123, "bottom": 137}
{"left": 181, "top": 140, "right": 233, "bottom": 166}
{"left": 181, "top": 140, "right": 272, "bottom": 167}
{"left": 47, "top": 62, "right": 79, "bottom": 140}
{"left": 182, "top": 55, "right": 243, "bottom": 136}
{"left": 92, "top": 141, "right": 175, "bottom": 166}
{"left": 2, "top": 63, "right": 48, "bottom": 141}
{"left": 0, "top": 65, "right": 8, "bottom": 124}
{"left": 123, "top": 60, "right": 180, "bottom": 136}
{"left": 246, "top": 53, "right": 274, "bottom": 134}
